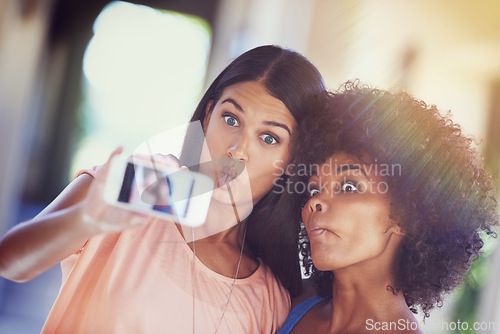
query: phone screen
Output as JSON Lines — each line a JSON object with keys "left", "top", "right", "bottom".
{"left": 116, "top": 162, "right": 194, "bottom": 218}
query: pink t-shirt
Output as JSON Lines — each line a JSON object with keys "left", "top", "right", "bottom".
{"left": 41, "top": 170, "right": 291, "bottom": 333}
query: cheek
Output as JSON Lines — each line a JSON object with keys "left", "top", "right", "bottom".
{"left": 301, "top": 205, "right": 310, "bottom": 222}
{"left": 346, "top": 206, "right": 393, "bottom": 251}
{"left": 310, "top": 245, "right": 334, "bottom": 271}
{"left": 330, "top": 200, "right": 392, "bottom": 243}
{"left": 337, "top": 198, "right": 391, "bottom": 228}
{"left": 251, "top": 156, "right": 287, "bottom": 190}
{"left": 244, "top": 152, "right": 289, "bottom": 201}
{"left": 253, "top": 149, "right": 289, "bottom": 174}
{"left": 204, "top": 124, "right": 223, "bottom": 152}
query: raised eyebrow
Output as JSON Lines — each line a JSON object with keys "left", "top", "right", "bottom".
{"left": 221, "top": 99, "right": 292, "bottom": 136}
{"left": 264, "top": 121, "right": 292, "bottom": 137}
{"left": 308, "top": 172, "right": 319, "bottom": 182}
{"left": 336, "top": 164, "right": 367, "bottom": 177}
{"left": 310, "top": 165, "right": 320, "bottom": 176}
{"left": 221, "top": 98, "right": 244, "bottom": 112}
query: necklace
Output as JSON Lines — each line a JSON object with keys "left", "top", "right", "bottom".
{"left": 215, "top": 223, "right": 247, "bottom": 333}
{"left": 191, "top": 183, "right": 247, "bottom": 334}
{"left": 147, "top": 149, "right": 248, "bottom": 333}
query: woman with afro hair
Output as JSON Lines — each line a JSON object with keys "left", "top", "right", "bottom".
{"left": 278, "top": 81, "right": 498, "bottom": 333}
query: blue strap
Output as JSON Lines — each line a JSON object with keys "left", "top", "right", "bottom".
{"left": 277, "top": 295, "right": 325, "bottom": 333}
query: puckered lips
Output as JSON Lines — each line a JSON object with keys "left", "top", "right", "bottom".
{"left": 305, "top": 215, "right": 340, "bottom": 239}
{"left": 213, "top": 158, "right": 246, "bottom": 190}
{"left": 307, "top": 219, "right": 327, "bottom": 237}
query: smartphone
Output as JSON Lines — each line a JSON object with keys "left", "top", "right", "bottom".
{"left": 103, "top": 156, "right": 214, "bottom": 227}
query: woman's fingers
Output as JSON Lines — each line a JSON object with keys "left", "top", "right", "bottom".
{"left": 94, "top": 146, "right": 123, "bottom": 184}
{"left": 82, "top": 149, "right": 183, "bottom": 232}
{"left": 100, "top": 207, "right": 148, "bottom": 231}
{"left": 132, "top": 153, "right": 181, "bottom": 170}
{"left": 152, "top": 153, "right": 181, "bottom": 169}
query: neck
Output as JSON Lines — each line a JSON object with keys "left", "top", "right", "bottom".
{"left": 330, "top": 267, "right": 403, "bottom": 322}
{"left": 180, "top": 194, "right": 251, "bottom": 244}
{"left": 203, "top": 218, "right": 248, "bottom": 245}
{"left": 325, "top": 236, "right": 415, "bottom": 332}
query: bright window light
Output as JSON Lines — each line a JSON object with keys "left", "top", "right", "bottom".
{"left": 71, "top": 1, "right": 211, "bottom": 177}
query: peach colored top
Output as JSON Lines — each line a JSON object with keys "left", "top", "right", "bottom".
{"left": 41, "top": 170, "right": 290, "bottom": 334}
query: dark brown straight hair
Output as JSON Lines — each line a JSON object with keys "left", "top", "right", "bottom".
{"left": 179, "top": 45, "right": 325, "bottom": 296}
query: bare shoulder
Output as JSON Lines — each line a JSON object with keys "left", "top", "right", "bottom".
{"left": 289, "top": 294, "right": 330, "bottom": 333}
{"left": 291, "top": 278, "right": 317, "bottom": 309}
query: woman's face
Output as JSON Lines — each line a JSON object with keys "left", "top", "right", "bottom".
{"left": 302, "top": 152, "right": 401, "bottom": 271}
{"left": 202, "top": 81, "right": 296, "bottom": 206}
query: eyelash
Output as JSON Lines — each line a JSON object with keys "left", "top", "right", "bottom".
{"left": 338, "top": 179, "right": 359, "bottom": 193}
{"left": 260, "top": 133, "right": 279, "bottom": 145}
{"left": 222, "top": 113, "right": 280, "bottom": 145}
{"left": 223, "top": 113, "right": 239, "bottom": 127}
{"left": 308, "top": 185, "right": 320, "bottom": 198}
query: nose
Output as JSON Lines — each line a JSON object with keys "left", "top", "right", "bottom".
{"left": 308, "top": 196, "right": 325, "bottom": 213}
{"left": 227, "top": 134, "right": 249, "bottom": 161}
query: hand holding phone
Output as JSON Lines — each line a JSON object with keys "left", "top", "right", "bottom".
{"left": 78, "top": 147, "right": 151, "bottom": 233}
{"left": 103, "top": 154, "right": 214, "bottom": 227}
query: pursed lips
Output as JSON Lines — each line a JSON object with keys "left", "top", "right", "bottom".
{"left": 306, "top": 219, "right": 327, "bottom": 237}
{"left": 305, "top": 216, "right": 340, "bottom": 238}
{"left": 216, "top": 165, "right": 240, "bottom": 189}
{"left": 213, "top": 158, "right": 245, "bottom": 189}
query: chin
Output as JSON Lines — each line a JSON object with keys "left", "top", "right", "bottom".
{"left": 311, "top": 254, "right": 331, "bottom": 272}
{"left": 212, "top": 190, "right": 252, "bottom": 206}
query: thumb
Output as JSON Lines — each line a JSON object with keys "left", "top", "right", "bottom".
{"left": 95, "top": 146, "right": 124, "bottom": 184}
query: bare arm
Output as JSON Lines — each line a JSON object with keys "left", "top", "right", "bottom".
{"left": 0, "top": 175, "right": 99, "bottom": 282}
{"left": 0, "top": 148, "right": 146, "bottom": 282}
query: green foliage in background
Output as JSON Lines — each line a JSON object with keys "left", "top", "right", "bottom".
{"left": 451, "top": 237, "right": 497, "bottom": 334}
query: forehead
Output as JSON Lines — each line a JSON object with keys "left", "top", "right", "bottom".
{"left": 313, "top": 151, "right": 392, "bottom": 184}
{"left": 219, "top": 81, "right": 273, "bottom": 101}
{"left": 218, "top": 81, "right": 296, "bottom": 124}
{"left": 314, "top": 152, "right": 364, "bottom": 175}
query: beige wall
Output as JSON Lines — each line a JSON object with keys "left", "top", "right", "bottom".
{"left": 306, "top": 0, "right": 500, "bottom": 139}
{"left": 0, "top": 0, "right": 53, "bottom": 233}
{"left": 206, "top": 0, "right": 317, "bottom": 85}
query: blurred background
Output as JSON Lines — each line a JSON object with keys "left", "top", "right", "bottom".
{"left": 1, "top": 0, "right": 499, "bottom": 333}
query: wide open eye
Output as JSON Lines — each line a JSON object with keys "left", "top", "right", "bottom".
{"left": 223, "top": 115, "right": 239, "bottom": 127}
{"left": 259, "top": 134, "right": 278, "bottom": 145}
{"left": 341, "top": 181, "right": 359, "bottom": 193}
{"left": 308, "top": 188, "right": 320, "bottom": 198}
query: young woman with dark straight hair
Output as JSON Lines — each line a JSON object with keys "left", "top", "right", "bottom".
{"left": 0, "top": 45, "right": 325, "bottom": 333}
